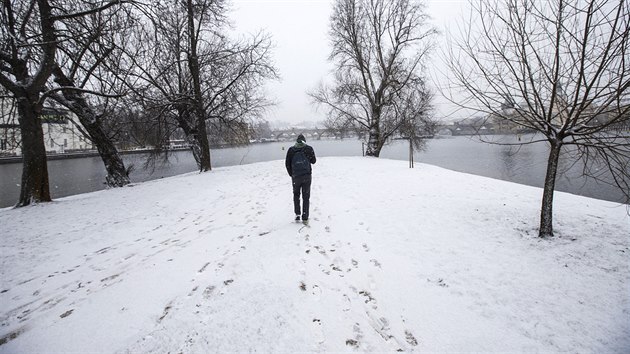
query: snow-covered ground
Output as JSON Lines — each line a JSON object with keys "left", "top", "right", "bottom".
{"left": 1, "top": 157, "right": 628, "bottom": 353}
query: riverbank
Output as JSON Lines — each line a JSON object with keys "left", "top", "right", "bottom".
{"left": 0, "top": 147, "right": 191, "bottom": 164}
{"left": 2, "top": 137, "right": 626, "bottom": 208}
{"left": 1, "top": 157, "right": 628, "bottom": 352}
{"left": 0, "top": 139, "right": 337, "bottom": 164}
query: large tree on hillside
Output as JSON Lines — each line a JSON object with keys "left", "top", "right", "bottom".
{"left": 47, "top": 2, "right": 134, "bottom": 187}
{"left": 445, "top": 0, "right": 630, "bottom": 237}
{"left": 310, "top": 0, "right": 436, "bottom": 157}
{"left": 0, "top": 0, "right": 126, "bottom": 207}
{"left": 124, "top": 0, "right": 276, "bottom": 171}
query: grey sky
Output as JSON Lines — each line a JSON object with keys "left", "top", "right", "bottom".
{"left": 230, "top": 0, "right": 467, "bottom": 124}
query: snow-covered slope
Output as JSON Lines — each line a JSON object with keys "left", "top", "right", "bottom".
{"left": 1, "top": 157, "right": 628, "bottom": 352}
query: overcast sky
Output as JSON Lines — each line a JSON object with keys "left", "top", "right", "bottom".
{"left": 230, "top": 0, "right": 467, "bottom": 125}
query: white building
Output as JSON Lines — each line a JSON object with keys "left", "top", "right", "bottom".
{"left": 1, "top": 100, "right": 92, "bottom": 156}
{"left": 39, "top": 107, "right": 93, "bottom": 154}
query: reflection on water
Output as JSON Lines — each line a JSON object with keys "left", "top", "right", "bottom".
{"left": 0, "top": 135, "right": 624, "bottom": 208}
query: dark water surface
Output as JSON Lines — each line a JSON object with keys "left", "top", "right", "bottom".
{"left": 0, "top": 136, "right": 624, "bottom": 208}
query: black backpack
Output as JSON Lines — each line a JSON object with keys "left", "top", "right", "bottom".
{"left": 291, "top": 148, "right": 311, "bottom": 177}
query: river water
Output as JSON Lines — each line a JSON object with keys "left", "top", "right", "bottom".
{"left": 0, "top": 135, "right": 624, "bottom": 208}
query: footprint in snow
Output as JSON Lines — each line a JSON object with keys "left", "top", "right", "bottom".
{"left": 100, "top": 273, "right": 120, "bottom": 285}
{"left": 349, "top": 322, "right": 364, "bottom": 345}
{"left": 343, "top": 294, "right": 352, "bottom": 312}
{"left": 197, "top": 262, "right": 210, "bottom": 273}
{"left": 428, "top": 278, "right": 449, "bottom": 287}
{"left": 312, "top": 318, "right": 325, "bottom": 344}
{"left": 345, "top": 338, "right": 359, "bottom": 348}
{"left": 405, "top": 330, "right": 419, "bottom": 346}
{"left": 188, "top": 285, "right": 199, "bottom": 297}
{"left": 94, "top": 246, "right": 113, "bottom": 255}
{"left": 60, "top": 309, "right": 74, "bottom": 318}
{"left": 158, "top": 302, "right": 172, "bottom": 323}
{"left": 359, "top": 290, "right": 378, "bottom": 310}
{"left": 314, "top": 246, "right": 327, "bottom": 257}
{"left": 203, "top": 285, "right": 215, "bottom": 299}
{"left": 311, "top": 285, "right": 322, "bottom": 300}
{"left": 318, "top": 264, "right": 331, "bottom": 275}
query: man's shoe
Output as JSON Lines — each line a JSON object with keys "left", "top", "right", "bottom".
{"left": 302, "top": 218, "right": 309, "bottom": 225}
{"left": 295, "top": 215, "right": 301, "bottom": 222}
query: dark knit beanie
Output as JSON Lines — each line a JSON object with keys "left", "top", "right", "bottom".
{"left": 297, "top": 134, "right": 306, "bottom": 143}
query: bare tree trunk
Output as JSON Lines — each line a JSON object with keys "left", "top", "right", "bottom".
{"left": 73, "top": 106, "right": 130, "bottom": 187}
{"left": 16, "top": 98, "right": 51, "bottom": 206}
{"left": 175, "top": 106, "right": 210, "bottom": 172}
{"left": 187, "top": 0, "right": 212, "bottom": 172}
{"left": 365, "top": 128, "right": 381, "bottom": 157}
{"left": 184, "top": 131, "right": 207, "bottom": 171}
{"left": 539, "top": 140, "right": 562, "bottom": 237}
{"left": 366, "top": 109, "right": 382, "bottom": 157}
{"left": 51, "top": 67, "right": 130, "bottom": 187}
{"left": 195, "top": 117, "right": 211, "bottom": 171}
{"left": 3, "top": 0, "right": 56, "bottom": 207}
{"left": 96, "top": 129, "right": 130, "bottom": 187}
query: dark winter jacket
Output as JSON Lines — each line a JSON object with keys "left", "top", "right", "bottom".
{"left": 285, "top": 142, "right": 316, "bottom": 177}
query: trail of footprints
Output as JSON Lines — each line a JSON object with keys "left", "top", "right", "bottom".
{"left": 3, "top": 195, "right": 272, "bottom": 348}
{"left": 1, "top": 209, "right": 222, "bottom": 345}
{"left": 143, "top": 216, "right": 418, "bottom": 351}
{"left": 153, "top": 226, "right": 264, "bottom": 331}
{"left": 299, "top": 222, "right": 420, "bottom": 351}
{"left": 4, "top": 204, "right": 419, "bottom": 351}
{"left": 143, "top": 210, "right": 263, "bottom": 325}
{"left": 129, "top": 184, "right": 280, "bottom": 348}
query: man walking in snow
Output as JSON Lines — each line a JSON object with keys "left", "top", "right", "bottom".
{"left": 286, "top": 134, "right": 316, "bottom": 224}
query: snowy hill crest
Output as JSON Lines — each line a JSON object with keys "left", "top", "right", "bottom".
{"left": 1, "top": 157, "right": 629, "bottom": 352}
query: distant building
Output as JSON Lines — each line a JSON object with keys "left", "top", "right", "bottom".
{"left": 0, "top": 97, "right": 19, "bottom": 156}
{"left": 39, "top": 107, "right": 93, "bottom": 153}
{"left": 490, "top": 108, "right": 527, "bottom": 133}
{"left": 492, "top": 96, "right": 629, "bottom": 133}
{"left": 0, "top": 99, "right": 92, "bottom": 156}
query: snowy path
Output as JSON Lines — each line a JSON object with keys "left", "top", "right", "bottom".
{"left": 1, "top": 157, "right": 629, "bottom": 352}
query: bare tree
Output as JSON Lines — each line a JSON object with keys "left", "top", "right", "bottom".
{"left": 0, "top": 0, "right": 127, "bottom": 207}
{"left": 47, "top": 2, "right": 133, "bottom": 187}
{"left": 1, "top": 0, "right": 57, "bottom": 206}
{"left": 310, "top": 0, "right": 436, "bottom": 157}
{"left": 123, "top": 0, "right": 276, "bottom": 171}
{"left": 201, "top": 32, "right": 278, "bottom": 146}
{"left": 183, "top": 0, "right": 213, "bottom": 171}
{"left": 445, "top": 0, "right": 630, "bottom": 237}
{"left": 249, "top": 120, "right": 273, "bottom": 142}
{"left": 323, "top": 115, "right": 354, "bottom": 140}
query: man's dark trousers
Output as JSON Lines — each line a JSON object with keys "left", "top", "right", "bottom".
{"left": 292, "top": 174, "right": 312, "bottom": 220}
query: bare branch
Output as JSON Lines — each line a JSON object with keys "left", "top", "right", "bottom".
{"left": 51, "top": 0, "right": 131, "bottom": 21}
